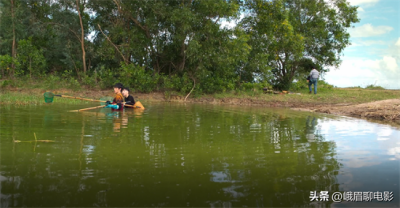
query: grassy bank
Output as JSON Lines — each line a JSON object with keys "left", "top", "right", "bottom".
{"left": 209, "top": 87, "right": 400, "bottom": 106}
{"left": 2, "top": 82, "right": 399, "bottom": 124}
{"left": 1, "top": 82, "right": 399, "bottom": 107}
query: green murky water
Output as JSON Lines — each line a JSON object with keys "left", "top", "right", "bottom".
{"left": 1, "top": 102, "right": 399, "bottom": 207}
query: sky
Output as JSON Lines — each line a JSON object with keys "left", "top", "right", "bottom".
{"left": 324, "top": 0, "right": 400, "bottom": 89}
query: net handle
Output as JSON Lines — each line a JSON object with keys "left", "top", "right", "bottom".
{"left": 60, "top": 95, "right": 106, "bottom": 103}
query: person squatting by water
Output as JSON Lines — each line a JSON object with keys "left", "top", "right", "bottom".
{"left": 122, "top": 87, "right": 136, "bottom": 108}
{"left": 309, "top": 67, "right": 320, "bottom": 94}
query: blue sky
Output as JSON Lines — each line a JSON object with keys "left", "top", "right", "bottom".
{"left": 324, "top": 0, "right": 400, "bottom": 89}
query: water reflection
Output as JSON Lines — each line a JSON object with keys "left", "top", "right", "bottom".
{"left": 305, "top": 116, "right": 317, "bottom": 142}
{"left": 80, "top": 108, "right": 143, "bottom": 133}
{"left": 0, "top": 104, "right": 399, "bottom": 207}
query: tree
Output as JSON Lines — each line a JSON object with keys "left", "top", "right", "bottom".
{"left": 89, "top": 0, "right": 248, "bottom": 93}
{"left": 17, "top": 38, "right": 46, "bottom": 78}
{"left": 242, "top": 0, "right": 359, "bottom": 90}
{"left": 75, "top": 0, "right": 87, "bottom": 74}
{"left": 0, "top": 0, "right": 34, "bottom": 76}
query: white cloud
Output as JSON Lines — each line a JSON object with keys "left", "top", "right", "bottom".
{"left": 325, "top": 56, "right": 400, "bottom": 89}
{"left": 347, "top": 0, "right": 379, "bottom": 6}
{"left": 349, "top": 24, "right": 393, "bottom": 37}
{"left": 377, "top": 126, "right": 393, "bottom": 140}
{"left": 382, "top": 39, "right": 400, "bottom": 61}
{"left": 319, "top": 119, "right": 375, "bottom": 136}
{"left": 388, "top": 147, "right": 400, "bottom": 159}
{"left": 379, "top": 56, "right": 398, "bottom": 72}
{"left": 395, "top": 38, "right": 400, "bottom": 47}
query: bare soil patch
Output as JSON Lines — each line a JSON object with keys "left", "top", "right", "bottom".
{"left": 293, "top": 99, "right": 400, "bottom": 123}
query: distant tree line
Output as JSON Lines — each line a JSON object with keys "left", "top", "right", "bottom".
{"left": 0, "top": 0, "right": 359, "bottom": 93}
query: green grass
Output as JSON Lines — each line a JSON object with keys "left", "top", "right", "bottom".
{"left": 1, "top": 77, "right": 399, "bottom": 106}
{"left": 2, "top": 87, "right": 399, "bottom": 106}
{"left": 211, "top": 87, "right": 400, "bottom": 105}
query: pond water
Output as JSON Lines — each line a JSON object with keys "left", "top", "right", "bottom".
{"left": 0, "top": 102, "right": 399, "bottom": 207}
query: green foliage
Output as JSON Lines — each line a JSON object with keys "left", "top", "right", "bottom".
{"left": 239, "top": 82, "right": 265, "bottom": 92}
{"left": 0, "top": 54, "right": 20, "bottom": 78}
{"left": 16, "top": 38, "right": 46, "bottom": 77}
{"left": 0, "top": 0, "right": 359, "bottom": 94}
{"left": 68, "top": 77, "right": 81, "bottom": 90}
{"left": 318, "top": 80, "right": 335, "bottom": 91}
{"left": 119, "top": 63, "right": 160, "bottom": 93}
{"left": 242, "top": 0, "right": 359, "bottom": 91}
{"left": 161, "top": 73, "right": 193, "bottom": 93}
{"left": 290, "top": 81, "right": 308, "bottom": 91}
{"left": 45, "top": 75, "right": 61, "bottom": 89}
{"left": 198, "top": 74, "right": 236, "bottom": 94}
{"left": 271, "top": 74, "right": 293, "bottom": 91}
{"left": 291, "top": 79, "right": 335, "bottom": 92}
{"left": 0, "top": 79, "right": 11, "bottom": 88}
{"left": 79, "top": 72, "right": 98, "bottom": 89}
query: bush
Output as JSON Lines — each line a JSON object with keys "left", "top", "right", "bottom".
{"left": 290, "top": 80, "right": 308, "bottom": 91}
{"left": 316, "top": 80, "right": 334, "bottom": 91}
{"left": 120, "top": 63, "right": 160, "bottom": 93}
{"left": 238, "top": 82, "right": 265, "bottom": 92}
{"left": 45, "top": 75, "right": 61, "bottom": 89}
{"left": 199, "top": 75, "right": 237, "bottom": 94}
{"left": 365, "top": 84, "right": 385, "bottom": 90}
{"left": 0, "top": 55, "right": 20, "bottom": 78}
{"left": 68, "top": 77, "right": 81, "bottom": 90}
{"left": 0, "top": 80, "right": 11, "bottom": 88}
{"left": 16, "top": 38, "right": 46, "bottom": 77}
{"left": 161, "top": 74, "right": 191, "bottom": 92}
{"left": 80, "top": 72, "right": 98, "bottom": 89}
{"left": 270, "top": 75, "right": 292, "bottom": 91}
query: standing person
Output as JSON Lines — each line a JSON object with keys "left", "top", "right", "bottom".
{"left": 309, "top": 67, "right": 320, "bottom": 94}
{"left": 121, "top": 87, "right": 135, "bottom": 108}
{"left": 105, "top": 83, "right": 124, "bottom": 110}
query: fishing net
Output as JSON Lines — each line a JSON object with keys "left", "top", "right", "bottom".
{"left": 100, "top": 96, "right": 113, "bottom": 106}
{"left": 44, "top": 92, "right": 55, "bottom": 103}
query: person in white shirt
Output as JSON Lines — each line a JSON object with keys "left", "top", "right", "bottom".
{"left": 309, "top": 68, "right": 320, "bottom": 94}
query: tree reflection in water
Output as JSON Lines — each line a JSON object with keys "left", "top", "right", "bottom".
{"left": 203, "top": 112, "right": 340, "bottom": 207}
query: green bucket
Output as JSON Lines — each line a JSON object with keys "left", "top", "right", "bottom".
{"left": 44, "top": 92, "right": 55, "bottom": 103}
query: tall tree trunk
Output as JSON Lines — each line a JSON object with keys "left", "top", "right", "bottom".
{"left": 29, "top": 57, "right": 32, "bottom": 79}
{"left": 75, "top": 0, "right": 86, "bottom": 74}
{"left": 179, "top": 39, "right": 186, "bottom": 71}
{"left": 11, "top": 0, "right": 16, "bottom": 76}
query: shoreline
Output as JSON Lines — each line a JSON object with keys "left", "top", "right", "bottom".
{"left": 163, "top": 94, "right": 400, "bottom": 125}
{"left": 105, "top": 91, "right": 400, "bottom": 125}
{"left": 1, "top": 88, "right": 399, "bottom": 125}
